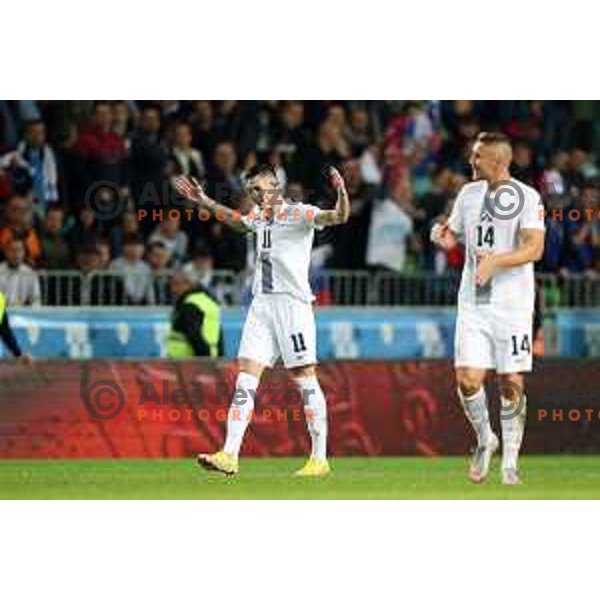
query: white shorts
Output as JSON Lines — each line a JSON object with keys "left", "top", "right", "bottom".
{"left": 238, "top": 294, "right": 317, "bottom": 368}
{"left": 454, "top": 305, "right": 534, "bottom": 374}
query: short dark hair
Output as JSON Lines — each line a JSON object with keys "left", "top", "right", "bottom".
{"left": 24, "top": 119, "right": 45, "bottom": 130}
{"left": 476, "top": 131, "right": 512, "bottom": 147}
{"left": 147, "top": 240, "right": 167, "bottom": 252}
{"left": 78, "top": 242, "right": 99, "bottom": 256}
{"left": 122, "top": 232, "right": 144, "bottom": 246}
{"left": 246, "top": 164, "right": 278, "bottom": 181}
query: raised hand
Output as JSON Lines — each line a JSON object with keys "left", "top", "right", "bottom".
{"left": 329, "top": 166, "right": 347, "bottom": 193}
{"left": 172, "top": 175, "right": 209, "bottom": 206}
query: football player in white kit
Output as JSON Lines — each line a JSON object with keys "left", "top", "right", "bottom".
{"left": 173, "top": 164, "right": 350, "bottom": 476}
{"left": 431, "top": 132, "right": 545, "bottom": 485}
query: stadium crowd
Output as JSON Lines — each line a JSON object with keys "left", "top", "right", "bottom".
{"left": 0, "top": 100, "right": 599, "bottom": 306}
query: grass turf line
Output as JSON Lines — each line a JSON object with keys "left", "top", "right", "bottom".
{"left": 0, "top": 456, "right": 599, "bottom": 499}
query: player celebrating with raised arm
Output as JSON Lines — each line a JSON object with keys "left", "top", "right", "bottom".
{"left": 431, "top": 132, "right": 545, "bottom": 485}
{"left": 173, "top": 164, "right": 350, "bottom": 476}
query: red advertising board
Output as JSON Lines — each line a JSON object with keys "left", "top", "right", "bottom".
{"left": 0, "top": 359, "right": 597, "bottom": 458}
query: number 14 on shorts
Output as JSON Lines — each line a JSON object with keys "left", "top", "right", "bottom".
{"left": 511, "top": 333, "right": 531, "bottom": 356}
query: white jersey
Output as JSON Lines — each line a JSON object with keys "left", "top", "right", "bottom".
{"left": 242, "top": 201, "right": 323, "bottom": 303}
{"left": 448, "top": 178, "right": 545, "bottom": 311}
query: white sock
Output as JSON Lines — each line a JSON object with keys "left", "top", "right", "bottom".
{"left": 458, "top": 386, "right": 493, "bottom": 446}
{"left": 223, "top": 372, "right": 259, "bottom": 457}
{"left": 501, "top": 395, "right": 527, "bottom": 471}
{"left": 295, "top": 376, "right": 328, "bottom": 460}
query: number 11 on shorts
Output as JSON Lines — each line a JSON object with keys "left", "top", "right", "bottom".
{"left": 291, "top": 332, "right": 307, "bottom": 353}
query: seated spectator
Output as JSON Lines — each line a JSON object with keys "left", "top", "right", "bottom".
{"left": 146, "top": 240, "right": 172, "bottom": 304}
{"left": 0, "top": 237, "right": 41, "bottom": 306}
{"left": 38, "top": 205, "right": 72, "bottom": 269}
{"left": 96, "top": 238, "right": 112, "bottom": 270}
{"left": 64, "top": 243, "right": 124, "bottom": 306}
{"left": 182, "top": 240, "right": 215, "bottom": 290}
{"left": 73, "top": 101, "right": 128, "bottom": 185}
{"left": 109, "top": 211, "right": 140, "bottom": 258}
{"left": 167, "top": 122, "right": 205, "bottom": 179}
{"left": 0, "top": 195, "right": 41, "bottom": 264}
{"left": 148, "top": 216, "right": 188, "bottom": 266}
{"left": 109, "top": 233, "right": 154, "bottom": 305}
{"left": 16, "top": 120, "right": 59, "bottom": 216}
{"left": 68, "top": 205, "right": 103, "bottom": 255}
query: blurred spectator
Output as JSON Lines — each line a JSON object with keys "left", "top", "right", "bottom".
{"left": 148, "top": 217, "right": 188, "bottom": 266}
{"left": 68, "top": 205, "right": 103, "bottom": 253}
{"left": 182, "top": 240, "right": 216, "bottom": 290}
{"left": 300, "top": 119, "right": 349, "bottom": 198}
{"left": 147, "top": 240, "right": 172, "bottom": 304}
{"left": 205, "top": 141, "right": 245, "bottom": 205}
{"left": 541, "top": 152, "right": 569, "bottom": 196}
{"left": 167, "top": 122, "right": 205, "bottom": 179}
{"left": 73, "top": 101, "right": 127, "bottom": 185}
{"left": 16, "top": 120, "right": 59, "bottom": 214}
{"left": 189, "top": 101, "right": 219, "bottom": 165}
{"left": 111, "top": 101, "right": 133, "bottom": 140}
{"left": 109, "top": 232, "right": 154, "bottom": 305}
{"left": 0, "top": 195, "right": 41, "bottom": 264}
{"left": 566, "top": 184, "right": 600, "bottom": 274}
{"left": 130, "top": 104, "right": 169, "bottom": 210}
{"left": 511, "top": 142, "right": 538, "bottom": 187}
{"left": 57, "top": 242, "right": 125, "bottom": 306}
{"left": 347, "top": 107, "right": 373, "bottom": 156}
{"left": 38, "top": 205, "right": 71, "bottom": 269}
{"left": 96, "top": 238, "right": 112, "bottom": 270}
{"left": 366, "top": 181, "right": 416, "bottom": 273}
{"left": 274, "top": 101, "right": 309, "bottom": 179}
{"left": 0, "top": 237, "right": 41, "bottom": 306}
{"left": 109, "top": 211, "right": 140, "bottom": 258}
{"left": 147, "top": 240, "right": 171, "bottom": 271}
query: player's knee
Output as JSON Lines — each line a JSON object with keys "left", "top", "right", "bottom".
{"left": 498, "top": 376, "right": 524, "bottom": 402}
{"left": 238, "top": 358, "right": 266, "bottom": 380}
{"left": 289, "top": 364, "right": 316, "bottom": 379}
{"left": 457, "top": 371, "right": 484, "bottom": 397}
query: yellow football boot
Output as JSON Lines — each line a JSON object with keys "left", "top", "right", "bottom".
{"left": 294, "top": 458, "right": 331, "bottom": 477}
{"left": 197, "top": 451, "right": 239, "bottom": 476}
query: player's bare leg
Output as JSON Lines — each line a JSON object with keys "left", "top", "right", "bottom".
{"left": 289, "top": 364, "right": 330, "bottom": 477}
{"left": 197, "top": 358, "right": 266, "bottom": 476}
{"left": 498, "top": 372, "right": 526, "bottom": 485}
{"left": 456, "top": 367, "right": 498, "bottom": 483}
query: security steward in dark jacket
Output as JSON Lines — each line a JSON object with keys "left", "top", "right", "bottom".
{"left": 166, "top": 271, "right": 224, "bottom": 358}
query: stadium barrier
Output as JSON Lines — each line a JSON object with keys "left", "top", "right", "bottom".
{"left": 4, "top": 306, "right": 600, "bottom": 358}
{"left": 1, "top": 358, "right": 599, "bottom": 459}
{"left": 8, "top": 269, "right": 600, "bottom": 307}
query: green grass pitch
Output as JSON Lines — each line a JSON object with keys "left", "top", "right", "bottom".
{"left": 1, "top": 456, "right": 600, "bottom": 499}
